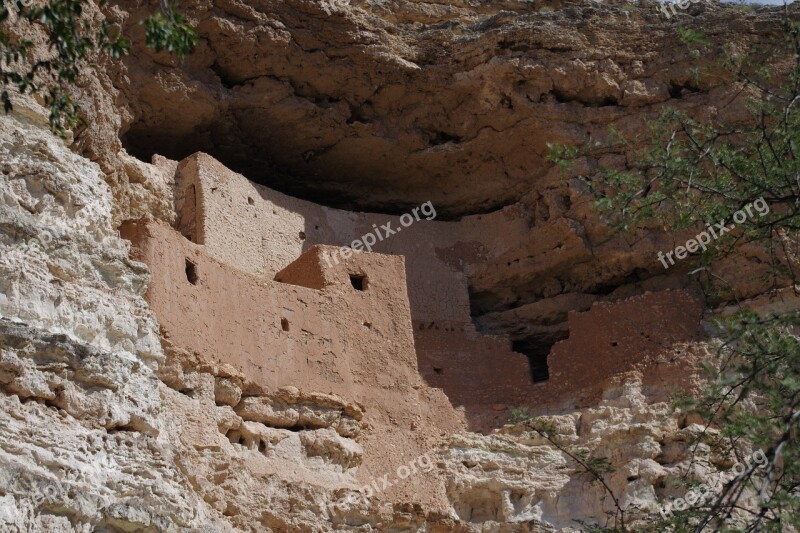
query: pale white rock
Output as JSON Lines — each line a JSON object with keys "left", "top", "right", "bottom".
{"left": 0, "top": 112, "right": 162, "bottom": 366}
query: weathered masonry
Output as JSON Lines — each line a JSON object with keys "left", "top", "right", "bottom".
{"left": 128, "top": 152, "right": 705, "bottom": 432}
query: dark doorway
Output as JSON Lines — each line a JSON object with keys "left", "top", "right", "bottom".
{"left": 512, "top": 340, "right": 550, "bottom": 383}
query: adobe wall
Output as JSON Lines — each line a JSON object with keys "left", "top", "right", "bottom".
{"left": 167, "top": 152, "right": 707, "bottom": 429}
{"left": 123, "top": 219, "right": 467, "bottom": 504}
{"left": 174, "top": 153, "right": 530, "bottom": 326}
{"left": 548, "top": 290, "right": 706, "bottom": 407}
{"left": 173, "top": 154, "right": 539, "bottom": 421}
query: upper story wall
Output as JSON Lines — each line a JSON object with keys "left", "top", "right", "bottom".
{"left": 125, "top": 219, "right": 429, "bottom": 400}
{"left": 174, "top": 153, "right": 530, "bottom": 326}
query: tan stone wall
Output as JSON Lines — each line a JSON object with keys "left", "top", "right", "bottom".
{"left": 163, "top": 152, "right": 707, "bottom": 431}
{"left": 128, "top": 220, "right": 422, "bottom": 395}
{"left": 124, "top": 219, "right": 466, "bottom": 505}
{"left": 171, "top": 153, "right": 540, "bottom": 426}
{"left": 548, "top": 290, "right": 706, "bottom": 406}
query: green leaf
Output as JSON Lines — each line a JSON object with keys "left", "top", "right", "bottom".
{"left": 142, "top": 3, "right": 198, "bottom": 60}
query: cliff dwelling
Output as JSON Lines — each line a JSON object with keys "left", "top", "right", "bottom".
{"left": 125, "top": 152, "right": 707, "bottom": 430}
{"left": 2, "top": 0, "right": 798, "bottom": 530}
{"left": 111, "top": 150, "right": 710, "bottom": 518}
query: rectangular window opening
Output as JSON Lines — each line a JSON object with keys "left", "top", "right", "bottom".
{"left": 349, "top": 274, "right": 367, "bottom": 291}
{"left": 185, "top": 259, "right": 199, "bottom": 285}
{"left": 528, "top": 354, "right": 550, "bottom": 383}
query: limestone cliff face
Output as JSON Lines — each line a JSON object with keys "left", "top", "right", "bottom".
{"left": 110, "top": 0, "right": 762, "bottom": 217}
{"left": 0, "top": 104, "right": 383, "bottom": 531}
{"left": 0, "top": 1, "right": 794, "bottom": 532}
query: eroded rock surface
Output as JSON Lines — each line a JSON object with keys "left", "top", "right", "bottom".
{"left": 91, "top": 0, "right": 792, "bottom": 355}
{"left": 111, "top": 0, "right": 775, "bottom": 218}
{"left": 1, "top": 1, "right": 796, "bottom": 531}
{"left": 0, "top": 96, "right": 705, "bottom": 533}
{"left": 0, "top": 109, "right": 375, "bottom": 531}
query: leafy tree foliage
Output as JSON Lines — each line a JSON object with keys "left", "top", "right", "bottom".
{"left": 685, "top": 311, "right": 800, "bottom": 532}
{"left": 558, "top": 16, "right": 799, "bottom": 296}
{"left": 143, "top": 0, "right": 195, "bottom": 57}
{"left": 548, "top": 10, "right": 800, "bottom": 532}
{"left": 0, "top": 0, "right": 197, "bottom": 135}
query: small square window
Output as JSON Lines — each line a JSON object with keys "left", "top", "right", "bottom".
{"left": 349, "top": 274, "right": 367, "bottom": 291}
